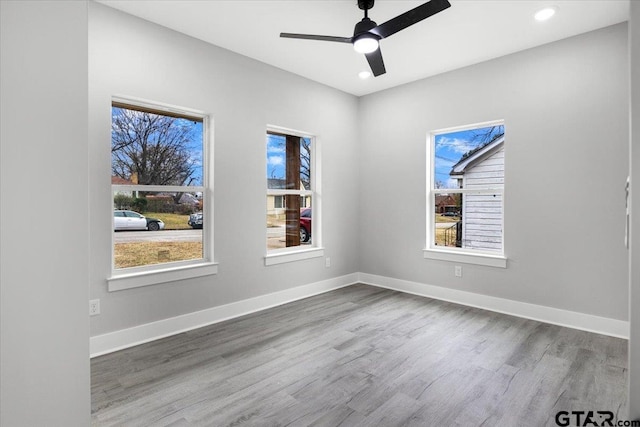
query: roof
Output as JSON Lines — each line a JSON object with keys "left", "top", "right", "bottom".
{"left": 435, "top": 194, "right": 457, "bottom": 206}
{"left": 268, "top": 178, "right": 286, "bottom": 189}
{"left": 450, "top": 135, "right": 505, "bottom": 176}
{"left": 111, "top": 176, "right": 134, "bottom": 185}
{"left": 267, "top": 178, "right": 309, "bottom": 190}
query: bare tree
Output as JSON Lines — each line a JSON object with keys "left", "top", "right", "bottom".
{"left": 112, "top": 108, "right": 199, "bottom": 203}
{"left": 300, "top": 138, "right": 311, "bottom": 189}
{"left": 459, "top": 125, "right": 505, "bottom": 161}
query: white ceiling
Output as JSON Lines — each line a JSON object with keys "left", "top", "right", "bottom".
{"left": 98, "top": 0, "right": 629, "bottom": 97}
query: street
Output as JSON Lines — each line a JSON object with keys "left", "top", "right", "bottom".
{"left": 114, "top": 229, "right": 202, "bottom": 243}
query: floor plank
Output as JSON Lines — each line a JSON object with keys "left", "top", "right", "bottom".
{"left": 91, "top": 284, "right": 628, "bottom": 426}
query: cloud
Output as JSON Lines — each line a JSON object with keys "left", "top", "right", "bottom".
{"left": 268, "top": 155, "right": 283, "bottom": 166}
{"left": 436, "top": 137, "right": 476, "bottom": 154}
{"left": 267, "top": 145, "right": 285, "bottom": 154}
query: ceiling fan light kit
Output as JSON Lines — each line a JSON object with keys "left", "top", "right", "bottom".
{"left": 280, "top": 0, "right": 451, "bottom": 77}
{"left": 353, "top": 35, "right": 379, "bottom": 54}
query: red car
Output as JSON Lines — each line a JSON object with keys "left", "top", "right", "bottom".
{"left": 300, "top": 208, "right": 311, "bottom": 243}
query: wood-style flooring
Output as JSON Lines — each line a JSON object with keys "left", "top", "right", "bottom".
{"left": 91, "top": 284, "right": 628, "bottom": 426}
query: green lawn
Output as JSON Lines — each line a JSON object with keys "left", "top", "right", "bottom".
{"left": 435, "top": 215, "right": 460, "bottom": 223}
{"left": 115, "top": 241, "right": 202, "bottom": 269}
{"left": 435, "top": 227, "right": 457, "bottom": 247}
{"left": 146, "top": 212, "right": 192, "bottom": 230}
{"left": 113, "top": 212, "right": 197, "bottom": 268}
{"left": 434, "top": 214, "right": 460, "bottom": 247}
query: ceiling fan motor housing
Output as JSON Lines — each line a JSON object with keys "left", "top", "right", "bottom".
{"left": 353, "top": 18, "right": 378, "bottom": 38}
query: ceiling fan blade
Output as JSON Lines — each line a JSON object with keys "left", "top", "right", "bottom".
{"left": 280, "top": 33, "right": 353, "bottom": 44}
{"left": 370, "top": 0, "right": 451, "bottom": 39}
{"left": 365, "top": 48, "right": 386, "bottom": 77}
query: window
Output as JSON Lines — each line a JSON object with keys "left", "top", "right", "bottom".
{"left": 274, "top": 195, "right": 285, "bottom": 209}
{"left": 426, "top": 121, "right": 506, "bottom": 267}
{"left": 109, "top": 98, "right": 215, "bottom": 289}
{"left": 266, "top": 128, "right": 322, "bottom": 264}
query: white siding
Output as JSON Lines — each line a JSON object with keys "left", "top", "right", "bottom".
{"left": 461, "top": 147, "right": 504, "bottom": 251}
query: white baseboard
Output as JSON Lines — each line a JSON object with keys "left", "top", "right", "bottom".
{"left": 358, "top": 272, "right": 629, "bottom": 339}
{"left": 91, "top": 271, "right": 629, "bottom": 357}
{"left": 90, "top": 273, "right": 359, "bottom": 357}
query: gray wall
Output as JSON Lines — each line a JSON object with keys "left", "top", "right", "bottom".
{"left": 91, "top": 5, "right": 630, "bottom": 338}
{"left": 358, "top": 23, "right": 630, "bottom": 321}
{"left": 629, "top": 1, "right": 640, "bottom": 420}
{"left": 89, "top": 3, "right": 360, "bottom": 336}
{"left": 0, "top": 1, "right": 90, "bottom": 425}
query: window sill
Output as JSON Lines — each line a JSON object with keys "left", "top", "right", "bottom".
{"left": 265, "top": 247, "right": 324, "bottom": 266}
{"left": 108, "top": 261, "right": 218, "bottom": 292}
{"left": 423, "top": 248, "right": 507, "bottom": 268}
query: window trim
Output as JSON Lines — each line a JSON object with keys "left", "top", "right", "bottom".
{"left": 265, "top": 125, "right": 322, "bottom": 265}
{"left": 264, "top": 247, "right": 325, "bottom": 266}
{"left": 108, "top": 261, "right": 219, "bottom": 291}
{"left": 108, "top": 96, "right": 216, "bottom": 291}
{"left": 425, "top": 120, "right": 507, "bottom": 268}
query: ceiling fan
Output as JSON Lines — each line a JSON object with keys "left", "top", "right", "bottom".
{"left": 280, "top": 0, "right": 451, "bottom": 77}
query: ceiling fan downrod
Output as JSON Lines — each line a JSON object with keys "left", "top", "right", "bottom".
{"left": 357, "top": 0, "right": 375, "bottom": 12}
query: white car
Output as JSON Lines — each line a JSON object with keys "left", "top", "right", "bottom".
{"left": 114, "top": 210, "right": 165, "bottom": 231}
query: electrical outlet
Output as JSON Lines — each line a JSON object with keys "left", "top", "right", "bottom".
{"left": 89, "top": 299, "right": 100, "bottom": 316}
{"left": 454, "top": 265, "right": 462, "bottom": 278}
{"left": 325, "top": 257, "right": 331, "bottom": 268}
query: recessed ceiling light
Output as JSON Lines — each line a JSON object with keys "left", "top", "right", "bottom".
{"left": 535, "top": 6, "right": 557, "bottom": 22}
{"left": 358, "top": 71, "right": 372, "bottom": 79}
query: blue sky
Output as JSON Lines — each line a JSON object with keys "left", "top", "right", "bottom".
{"left": 267, "top": 133, "right": 286, "bottom": 181}
{"left": 434, "top": 125, "right": 504, "bottom": 189}
{"left": 184, "top": 119, "right": 203, "bottom": 186}
{"left": 266, "top": 134, "right": 311, "bottom": 185}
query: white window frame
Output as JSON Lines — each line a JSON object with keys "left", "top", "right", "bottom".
{"left": 265, "top": 125, "right": 323, "bottom": 266}
{"left": 424, "top": 120, "right": 507, "bottom": 268}
{"left": 108, "top": 96, "right": 217, "bottom": 291}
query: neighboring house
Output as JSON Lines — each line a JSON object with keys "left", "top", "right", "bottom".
{"left": 267, "top": 178, "right": 286, "bottom": 216}
{"left": 112, "top": 176, "right": 202, "bottom": 211}
{"left": 450, "top": 136, "right": 505, "bottom": 251}
{"left": 177, "top": 192, "right": 201, "bottom": 206}
{"left": 111, "top": 176, "right": 135, "bottom": 197}
{"left": 267, "top": 178, "right": 311, "bottom": 218}
{"left": 435, "top": 194, "right": 459, "bottom": 214}
{"left": 111, "top": 176, "right": 135, "bottom": 186}
{"left": 145, "top": 192, "right": 202, "bottom": 212}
